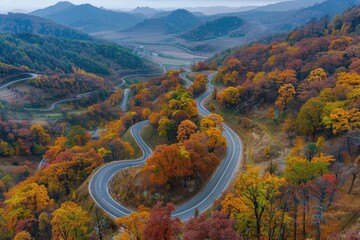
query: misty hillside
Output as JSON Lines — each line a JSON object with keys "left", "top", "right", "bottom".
{"left": 31, "top": 3, "right": 144, "bottom": 33}
{"left": 0, "top": 13, "right": 91, "bottom": 40}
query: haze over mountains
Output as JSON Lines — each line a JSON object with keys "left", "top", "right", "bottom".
{"left": 0, "top": 0, "right": 356, "bottom": 57}
{"left": 31, "top": 2, "right": 144, "bottom": 33}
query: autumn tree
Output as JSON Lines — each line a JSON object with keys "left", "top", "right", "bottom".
{"left": 158, "top": 117, "right": 177, "bottom": 141}
{"left": 328, "top": 108, "right": 360, "bottom": 134}
{"left": 66, "top": 126, "right": 91, "bottom": 147}
{"left": 4, "top": 183, "right": 54, "bottom": 229}
{"left": 205, "top": 128, "right": 227, "bottom": 153}
{"left": 43, "top": 136, "right": 67, "bottom": 163}
{"left": 218, "top": 86, "right": 242, "bottom": 108}
{"left": 115, "top": 205, "right": 150, "bottom": 240}
{"left": 275, "top": 83, "right": 296, "bottom": 113}
{"left": 296, "top": 97, "right": 324, "bottom": 140}
{"left": 200, "top": 114, "right": 224, "bottom": 131}
{"left": 307, "top": 68, "right": 327, "bottom": 82}
{"left": 222, "top": 166, "right": 288, "bottom": 240}
{"left": 310, "top": 174, "right": 339, "bottom": 240}
{"left": 51, "top": 201, "right": 90, "bottom": 240}
{"left": 143, "top": 202, "right": 182, "bottom": 240}
{"left": 30, "top": 125, "right": 51, "bottom": 154}
{"left": 284, "top": 155, "right": 333, "bottom": 238}
{"left": 38, "top": 212, "right": 51, "bottom": 239}
{"left": 184, "top": 132, "right": 220, "bottom": 178}
{"left": 190, "top": 74, "right": 207, "bottom": 96}
{"left": 143, "top": 144, "right": 192, "bottom": 187}
{"left": 14, "top": 231, "right": 33, "bottom": 240}
{"left": 177, "top": 120, "right": 197, "bottom": 142}
{"left": 184, "top": 212, "right": 240, "bottom": 240}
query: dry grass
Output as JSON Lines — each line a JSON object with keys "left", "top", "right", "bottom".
{"left": 109, "top": 166, "right": 208, "bottom": 209}
{"left": 208, "top": 99, "right": 288, "bottom": 168}
{"left": 122, "top": 128, "right": 142, "bottom": 159}
{"left": 140, "top": 124, "right": 169, "bottom": 150}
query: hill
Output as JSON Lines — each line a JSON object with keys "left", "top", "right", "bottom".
{"left": 181, "top": 16, "right": 245, "bottom": 41}
{"left": 125, "top": 9, "right": 202, "bottom": 35}
{"left": 130, "top": 7, "right": 161, "bottom": 17}
{"left": 0, "top": 13, "right": 91, "bottom": 40}
{"left": 0, "top": 33, "right": 144, "bottom": 75}
{"left": 30, "top": 1, "right": 75, "bottom": 17}
{"left": 31, "top": 3, "right": 144, "bottom": 33}
{"left": 255, "top": 0, "right": 326, "bottom": 12}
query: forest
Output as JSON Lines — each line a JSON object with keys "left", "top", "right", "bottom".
{"left": 0, "top": 33, "right": 145, "bottom": 75}
{"left": 0, "top": 5, "right": 358, "bottom": 240}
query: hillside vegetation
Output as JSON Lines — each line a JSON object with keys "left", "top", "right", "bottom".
{"left": 125, "top": 9, "right": 202, "bottom": 35}
{"left": 181, "top": 16, "right": 244, "bottom": 41}
{"left": 0, "top": 33, "right": 144, "bottom": 75}
{"left": 0, "top": 13, "right": 91, "bottom": 40}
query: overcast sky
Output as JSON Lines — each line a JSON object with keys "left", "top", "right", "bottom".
{"left": 0, "top": 0, "right": 288, "bottom": 12}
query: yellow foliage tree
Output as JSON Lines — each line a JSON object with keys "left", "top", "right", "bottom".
{"left": 222, "top": 166, "right": 288, "bottom": 240}
{"left": 275, "top": 83, "right": 296, "bottom": 112}
{"left": 177, "top": 120, "right": 197, "bottom": 142}
{"left": 307, "top": 68, "right": 327, "bottom": 82}
{"left": 115, "top": 205, "right": 150, "bottom": 240}
{"left": 14, "top": 231, "right": 33, "bottom": 240}
{"left": 51, "top": 201, "right": 90, "bottom": 240}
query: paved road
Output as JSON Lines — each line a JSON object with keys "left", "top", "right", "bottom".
{"left": 25, "top": 90, "right": 100, "bottom": 111}
{"left": 119, "top": 63, "right": 166, "bottom": 87}
{"left": 179, "top": 72, "right": 193, "bottom": 89}
{"left": 0, "top": 73, "right": 38, "bottom": 91}
{"left": 120, "top": 89, "right": 130, "bottom": 111}
{"left": 89, "top": 72, "right": 243, "bottom": 221}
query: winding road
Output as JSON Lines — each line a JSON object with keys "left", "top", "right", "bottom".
{"left": 89, "top": 72, "right": 243, "bottom": 221}
{"left": 0, "top": 73, "right": 38, "bottom": 91}
{"left": 179, "top": 72, "right": 193, "bottom": 89}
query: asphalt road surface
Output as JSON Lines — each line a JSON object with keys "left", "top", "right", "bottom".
{"left": 0, "top": 73, "right": 38, "bottom": 91}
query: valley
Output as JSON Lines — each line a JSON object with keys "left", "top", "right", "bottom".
{"left": 0, "top": 1, "right": 359, "bottom": 239}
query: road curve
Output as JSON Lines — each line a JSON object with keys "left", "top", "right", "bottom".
{"left": 0, "top": 73, "right": 38, "bottom": 91}
{"left": 89, "top": 73, "right": 243, "bottom": 221}
{"left": 119, "top": 63, "right": 166, "bottom": 87}
{"left": 179, "top": 72, "right": 193, "bottom": 89}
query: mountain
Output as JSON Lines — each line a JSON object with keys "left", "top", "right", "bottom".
{"left": 125, "top": 9, "right": 202, "bottom": 35}
{"left": 0, "top": 13, "right": 91, "bottom": 40}
{"left": 255, "top": 0, "right": 326, "bottom": 12}
{"left": 130, "top": 7, "right": 161, "bottom": 17}
{"left": 185, "top": 6, "right": 257, "bottom": 15}
{"left": 31, "top": 3, "right": 144, "bottom": 33}
{"left": 0, "top": 33, "right": 144, "bottom": 75}
{"left": 181, "top": 17, "right": 245, "bottom": 41}
{"left": 209, "top": 0, "right": 359, "bottom": 34}
{"left": 30, "top": 1, "right": 75, "bottom": 17}
{"left": 286, "top": 0, "right": 360, "bottom": 30}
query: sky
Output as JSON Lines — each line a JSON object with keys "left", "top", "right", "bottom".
{"left": 0, "top": 0, "right": 288, "bottom": 12}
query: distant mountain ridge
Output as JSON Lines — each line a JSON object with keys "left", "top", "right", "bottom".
{"left": 0, "top": 13, "right": 91, "bottom": 40}
{"left": 31, "top": 3, "right": 144, "bottom": 33}
{"left": 125, "top": 9, "right": 202, "bottom": 35}
{"left": 130, "top": 7, "right": 161, "bottom": 17}
{"left": 30, "top": 1, "right": 75, "bottom": 17}
{"left": 255, "top": 0, "right": 326, "bottom": 12}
